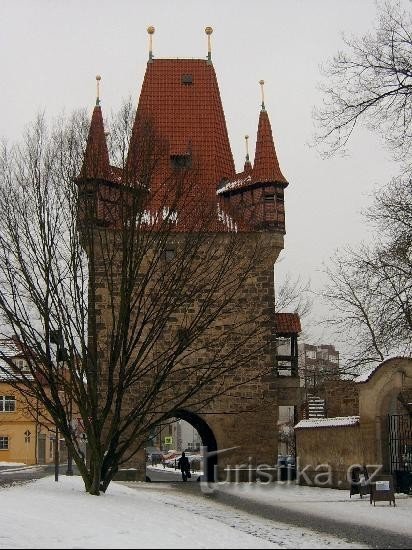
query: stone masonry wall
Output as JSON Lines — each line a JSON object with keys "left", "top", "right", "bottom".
{"left": 295, "top": 425, "right": 363, "bottom": 489}
{"left": 93, "top": 228, "right": 285, "bottom": 480}
{"left": 324, "top": 380, "right": 359, "bottom": 418}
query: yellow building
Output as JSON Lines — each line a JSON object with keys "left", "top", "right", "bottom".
{"left": 0, "top": 340, "right": 56, "bottom": 465}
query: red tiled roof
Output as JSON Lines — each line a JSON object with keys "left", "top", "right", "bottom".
{"left": 127, "top": 59, "right": 235, "bottom": 198}
{"left": 275, "top": 313, "right": 301, "bottom": 334}
{"left": 79, "top": 105, "right": 112, "bottom": 181}
{"left": 79, "top": 58, "right": 288, "bottom": 233}
{"left": 216, "top": 108, "right": 287, "bottom": 195}
{"left": 251, "top": 109, "right": 287, "bottom": 186}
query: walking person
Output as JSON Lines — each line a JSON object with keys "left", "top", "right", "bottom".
{"left": 177, "top": 452, "right": 191, "bottom": 482}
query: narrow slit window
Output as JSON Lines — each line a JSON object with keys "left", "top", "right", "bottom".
{"left": 163, "top": 248, "right": 176, "bottom": 262}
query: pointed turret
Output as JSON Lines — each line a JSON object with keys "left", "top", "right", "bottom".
{"left": 244, "top": 135, "right": 252, "bottom": 173}
{"left": 79, "top": 76, "right": 111, "bottom": 181}
{"left": 251, "top": 80, "right": 287, "bottom": 186}
{"left": 76, "top": 76, "right": 127, "bottom": 230}
{"left": 217, "top": 80, "right": 288, "bottom": 234}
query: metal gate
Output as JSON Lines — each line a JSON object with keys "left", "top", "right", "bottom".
{"left": 388, "top": 414, "right": 412, "bottom": 493}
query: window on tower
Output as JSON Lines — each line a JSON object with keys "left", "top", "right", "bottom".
{"left": 181, "top": 74, "right": 194, "bottom": 85}
{"left": 170, "top": 154, "right": 192, "bottom": 169}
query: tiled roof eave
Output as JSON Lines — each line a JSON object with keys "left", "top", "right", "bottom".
{"left": 217, "top": 178, "right": 288, "bottom": 196}
{"left": 75, "top": 176, "right": 121, "bottom": 188}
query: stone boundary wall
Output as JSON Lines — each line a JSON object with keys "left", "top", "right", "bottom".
{"left": 324, "top": 379, "right": 359, "bottom": 418}
{"left": 295, "top": 423, "right": 363, "bottom": 489}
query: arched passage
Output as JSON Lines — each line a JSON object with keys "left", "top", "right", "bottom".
{"left": 145, "top": 410, "right": 218, "bottom": 483}
{"left": 173, "top": 409, "right": 218, "bottom": 482}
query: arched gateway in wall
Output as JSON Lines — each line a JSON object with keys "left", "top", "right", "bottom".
{"left": 295, "top": 357, "right": 412, "bottom": 491}
{"left": 77, "top": 29, "right": 301, "bottom": 483}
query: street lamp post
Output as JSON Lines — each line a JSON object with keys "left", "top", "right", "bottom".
{"left": 66, "top": 395, "right": 74, "bottom": 476}
{"left": 50, "top": 329, "right": 70, "bottom": 481}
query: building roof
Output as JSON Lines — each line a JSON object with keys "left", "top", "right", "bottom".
{"left": 354, "top": 356, "right": 412, "bottom": 383}
{"left": 79, "top": 105, "right": 113, "bottom": 181}
{"left": 127, "top": 58, "right": 235, "bottom": 199}
{"left": 251, "top": 109, "right": 288, "bottom": 186}
{"left": 294, "top": 416, "right": 360, "bottom": 429}
{"left": 274, "top": 313, "right": 301, "bottom": 334}
{"left": 216, "top": 108, "right": 288, "bottom": 195}
{"left": 79, "top": 56, "right": 288, "bottom": 233}
{"left": 0, "top": 338, "right": 33, "bottom": 381}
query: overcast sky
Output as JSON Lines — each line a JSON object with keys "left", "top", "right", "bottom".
{"left": 0, "top": 0, "right": 407, "bottom": 350}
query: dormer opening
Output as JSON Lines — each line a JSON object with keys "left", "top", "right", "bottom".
{"left": 181, "top": 74, "right": 193, "bottom": 85}
{"left": 170, "top": 154, "right": 192, "bottom": 169}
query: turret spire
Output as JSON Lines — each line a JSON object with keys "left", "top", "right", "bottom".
{"left": 147, "top": 26, "right": 155, "bottom": 62}
{"left": 96, "top": 74, "right": 101, "bottom": 106}
{"left": 79, "top": 76, "right": 111, "bottom": 181}
{"left": 259, "top": 79, "right": 265, "bottom": 111}
{"left": 244, "top": 134, "right": 252, "bottom": 172}
{"left": 252, "top": 82, "right": 287, "bottom": 185}
{"left": 205, "top": 26, "right": 213, "bottom": 63}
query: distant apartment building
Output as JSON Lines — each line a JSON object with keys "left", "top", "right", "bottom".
{"left": 298, "top": 343, "right": 340, "bottom": 393}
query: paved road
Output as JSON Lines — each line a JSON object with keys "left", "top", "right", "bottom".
{"left": 146, "top": 466, "right": 201, "bottom": 483}
{"left": 173, "top": 483, "right": 412, "bottom": 550}
{"left": 0, "top": 464, "right": 71, "bottom": 488}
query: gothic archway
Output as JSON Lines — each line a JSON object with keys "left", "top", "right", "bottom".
{"left": 172, "top": 409, "right": 218, "bottom": 482}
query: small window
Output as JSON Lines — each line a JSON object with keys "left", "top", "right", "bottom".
{"left": 275, "top": 191, "right": 284, "bottom": 203}
{"left": 177, "top": 328, "right": 190, "bottom": 347}
{"left": 0, "top": 436, "right": 9, "bottom": 450}
{"left": 170, "top": 154, "right": 191, "bottom": 169}
{"left": 0, "top": 396, "right": 16, "bottom": 412}
{"left": 181, "top": 74, "right": 193, "bottom": 85}
{"left": 17, "top": 359, "right": 30, "bottom": 373}
{"left": 163, "top": 248, "right": 176, "bottom": 262}
{"left": 264, "top": 194, "right": 275, "bottom": 203}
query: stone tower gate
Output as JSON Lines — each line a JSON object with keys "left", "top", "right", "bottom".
{"left": 77, "top": 31, "right": 300, "bottom": 481}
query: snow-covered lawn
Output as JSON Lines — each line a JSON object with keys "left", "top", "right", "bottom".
{"left": 0, "top": 476, "right": 365, "bottom": 549}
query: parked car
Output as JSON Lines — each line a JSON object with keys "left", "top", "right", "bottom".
{"left": 145, "top": 447, "right": 164, "bottom": 465}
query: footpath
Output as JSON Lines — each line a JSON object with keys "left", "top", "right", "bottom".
{"left": 174, "top": 481, "right": 412, "bottom": 549}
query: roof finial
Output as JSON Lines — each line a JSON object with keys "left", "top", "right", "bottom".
{"left": 205, "top": 26, "right": 213, "bottom": 63}
{"left": 96, "top": 75, "right": 101, "bottom": 106}
{"left": 147, "top": 26, "right": 155, "bottom": 62}
{"left": 259, "top": 79, "right": 265, "bottom": 111}
{"left": 245, "top": 134, "right": 250, "bottom": 162}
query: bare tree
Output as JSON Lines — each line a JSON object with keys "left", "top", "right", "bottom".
{"left": 0, "top": 107, "right": 275, "bottom": 495}
{"left": 276, "top": 271, "right": 312, "bottom": 323}
{"left": 314, "top": 1, "right": 412, "bottom": 374}
{"left": 322, "top": 176, "right": 412, "bottom": 374}
{"left": 314, "top": 1, "right": 412, "bottom": 164}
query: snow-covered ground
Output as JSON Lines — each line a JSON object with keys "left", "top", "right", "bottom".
{"left": 216, "top": 482, "right": 412, "bottom": 538}
{"left": 0, "top": 475, "right": 366, "bottom": 549}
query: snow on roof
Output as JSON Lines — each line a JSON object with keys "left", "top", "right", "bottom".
{"left": 216, "top": 174, "right": 252, "bottom": 194}
{"left": 0, "top": 338, "right": 21, "bottom": 357}
{"left": 354, "top": 356, "right": 412, "bottom": 384}
{"left": 0, "top": 339, "right": 34, "bottom": 381}
{"left": 294, "top": 416, "right": 360, "bottom": 429}
{"left": 0, "top": 358, "right": 16, "bottom": 380}
{"left": 353, "top": 367, "right": 378, "bottom": 383}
